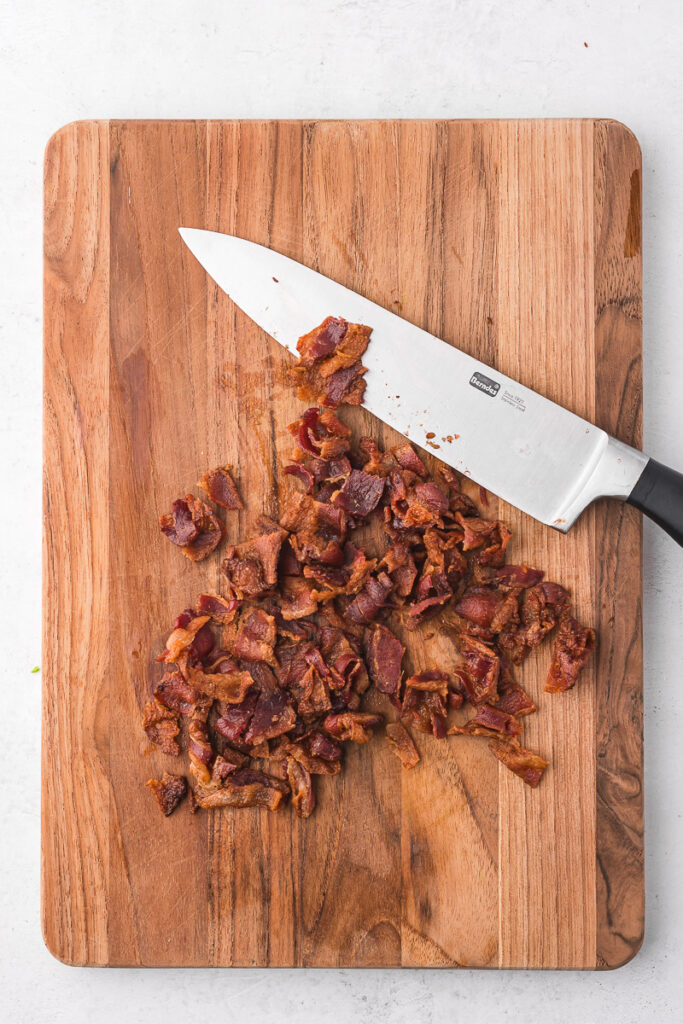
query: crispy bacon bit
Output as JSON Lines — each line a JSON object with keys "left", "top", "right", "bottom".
{"left": 495, "top": 565, "right": 544, "bottom": 588}
{"left": 365, "top": 623, "right": 404, "bottom": 696}
{"left": 496, "top": 685, "right": 537, "bottom": 717}
{"left": 142, "top": 699, "right": 181, "bottom": 755}
{"left": 545, "top": 614, "right": 595, "bottom": 692}
{"left": 450, "top": 702, "right": 522, "bottom": 738}
{"left": 197, "top": 592, "right": 238, "bottom": 623}
{"left": 159, "top": 494, "right": 224, "bottom": 561}
{"left": 385, "top": 721, "right": 420, "bottom": 768}
{"left": 406, "top": 670, "right": 450, "bottom": 696}
{"left": 289, "top": 318, "right": 372, "bottom": 408}
{"left": 333, "top": 469, "right": 385, "bottom": 519}
{"left": 488, "top": 738, "right": 548, "bottom": 788}
{"left": 154, "top": 670, "right": 198, "bottom": 716}
{"left": 226, "top": 607, "right": 278, "bottom": 665}
{"left": 287, "top": 757, "right": 316, "bottom": 818}
{"left": 344, "top": 573, "right": 393, "bottom": 625}
{"left": 146, "top": 772, "right": 187, "bottom": 816}
{"left": 222, "top": 519, "right": 288, "bottom": 599}
{"left": 144, "top": 316, "right": 595, "bottom": 814}
{"left": 198, "top": 465, "right": 243, "bottom": 510}
{"left": 324, "top": 712, "right": 383, "bottom": 743}
{"left": 157, "top": 614, "right": 211, "bottom": 664}
{"left": 187, "top": 665, "right": 253, "bottom": 703}
{"left": 458, "top": 635, "right": 500, "bottom": 704}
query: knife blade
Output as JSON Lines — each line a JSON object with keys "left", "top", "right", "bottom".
{"left": 178, "top": 228, "right": 683, "bottom": 545}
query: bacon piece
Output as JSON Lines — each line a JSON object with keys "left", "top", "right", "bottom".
{"left": 496, "top": 685, "right": 537, "bottom": 717}
{"left": 494, "top": 565, "right": 544, "bottom": 588}
{"left": 225, "top": 607, "right": 277, "bottom": 665}
{"left": 385, "top": 721, "right": 420, "bottom": 768}
{"left": 458, "top": 635, "right": 500, "bottom": 704}
{"left": 279, "top": 577, "right": 319, "bottom": 620}
{"left": 545, "top": 614, "right": 596, "bottom": 692}
{"left": 392, "top": 444, "right": 428, "bottom": 477}
{"left": 287, "top": 757, "right": 315, "bottom": 818}
{"left": 215, "top": 690, "right": 259, "bottom": 743}
{"left": 333, "top": 469, "right": 385, "bottom": 519}
{"left": 454, "top": 587, "right": 503, "bottom": 628}
{"left": 157, "top": 614, "right": 211, "bottom": 664}
{"left": 407, "top": 571, "right": 452, "bottom": 621}
{"left": 222, "top": 518, "right": 288, "bottom": 599}
{"left": 196, "top": 592, "right": 238, "bottom": 624}
{"left": 406, "top": 670, "right": 449, "bottom": 696}
{"left": 450, "top": 702, "right": 521, "bottom": 738}
{"left": 294, "top": 664, "right": 332, "bottom": 717}
{"left": 195, "top": 767, "right": 289, "bottom": 811}
{"left": 146, "top": 772, "right": 187, "bottom": 816}
{"left": 359, "top": 436, "right": 395, "bottom": 476}
{"left": 344, "top": 572, "right": 394, "bottom": 625}
{"left": 159, "top": 494, "right": 224, "bottom": 562}
{"left": 142, "top": 699, "right": 180, "bottom": 755}
{"left": 187, "top": 665, "right": 253, "bottom": 703}
{"left": 456, "top": 513, "right": 511, "bottom": 566}
{"left": 307, "top": 730, "right": 343, "bottom": 761}
{"left": 198, "top": 465, "right": 243, "bottom": 510}
{"left": 380, "top": 541, "right": 418, "bottom": 597}
{"left": 285, "top": 740, "right": 342, "bottom": 775}
{"left": 153, "top": 670, "right": 199, "bottom": 716}
{"left": 439, "top": 466, "right": 479, "bottom": 516}
{"left": 488, "top": 738, "right": 548, "bottom": 788}
{"left": 304, "top": 543, "right": 376, "bottom": 601}
{"left": 289, "top": 318, "right": 372, "bottom": 408}
{"left": 402, "top": 687, "right": 448, "bottom": 738}
{"left": 324, "top": 712, "right": 383, "bottom": 743}
{"left": 244, "top": 681, "right": 296, "bottom": 744}
{"left": 284, "top": 463, "right": 315, "bottom": 493}
{"left": 365, "top": 623, "right": 404, "bottom": 697}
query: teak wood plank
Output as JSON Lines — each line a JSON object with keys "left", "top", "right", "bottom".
{"left": 42, "top": 118, "right": 644, "bottom": 969}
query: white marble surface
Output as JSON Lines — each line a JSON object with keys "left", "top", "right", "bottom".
{"left": 2, "top": 0, "right": 683, "bottom": 1020}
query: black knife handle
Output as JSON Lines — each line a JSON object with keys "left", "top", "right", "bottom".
{"left": 627, "top": 458, "right": 683, "bottom": 546}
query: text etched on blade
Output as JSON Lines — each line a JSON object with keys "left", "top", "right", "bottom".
{"left": 469, "top": 371, "right": 500, "bottom": 398}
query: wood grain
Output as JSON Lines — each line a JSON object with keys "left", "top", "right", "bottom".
{"left": 42, "top": 119, "right": 644, "bottom": 969}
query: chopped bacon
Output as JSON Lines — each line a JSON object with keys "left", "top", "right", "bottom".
{"left": 333, "top": 469, "right": 385, "bottom": 519}
{"left": 196, "top": 593, "right": 238, "bottom": 624}
{"left": 545, "top": 614, "right": 595, "bottom": 692}
{"left": 392, "top": 444, "right": 428, "bottom": 477}
{"left": 187, "top": 665, "right": 253, "bottom": 703}
{"left": 385, "top": 721, "right": 420, "bottom": 768}
{"left": 279, "top": 576, "right": 319, "bottom": 620}
{"left": 142, "top": 699, "right": 181, "bottom": 755}
{"left": 324, "top": 712, "right": 383, "bottom": 743}
{"left": 222, "top": 518, "right": 288, "bottom": 599}
{"left": 157, "top": 614, "right": 211, "bottom": 664}
{"left": 458, "top": 635, "right": 500, "bottom": 704}
{"left": 287, "top": 757, "right": 315, "bottom": 818}
{"left": 159, "top": 494, "right": 224, "bottom": 561}
{"left": 344, "top": 572, "right": 394, "bottom": 625}
{"left": 225, "top": 607, "right": 277, "bottom": 665}
{"left": 496, "top": 684, "right": 537, "bottom": 717}
{"left": 289, "top": 318, "right": 372, "bottom": 408}
{"left": 450, "top": 702, "right": 522, "bottom": 738}
{"left": 146, "top": 772, "right": 187, "bottom": 816}
{"left": 494, "top": 565, "right": 544, "bottom": 588}
{"left": 488, "top": 738, "right": 548, "bottom": 788}
{"left": 365, "top": 623, "right": 404, "bottom": 697}
{"left": 153, "top": 670, "right": 199, "bottom": 716}
{"left": 198, "top": 465, "right": 243, "bottom": 510}
{"left": 144, "top": 317, "right": 595, "bottom": 815}
{"left": 405, "top": 670, "right": 449, "bottom": 696}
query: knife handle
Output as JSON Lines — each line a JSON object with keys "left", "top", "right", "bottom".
{"left": 627, "top": 458, "right": 683, "bottom": 547}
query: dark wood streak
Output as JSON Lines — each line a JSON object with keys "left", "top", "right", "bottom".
{"left": 593, "top": 119, "right": 644, "bottom": 969}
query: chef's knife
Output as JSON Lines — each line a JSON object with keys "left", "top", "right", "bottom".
{"left": 179, "top": 228, "right": 683, "bottom": 547}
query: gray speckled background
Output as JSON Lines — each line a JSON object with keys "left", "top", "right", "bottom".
{"left": 2, "top": 1, "right": 682, "bottom": 1020}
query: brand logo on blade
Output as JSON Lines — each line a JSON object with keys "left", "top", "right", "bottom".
{"left": 469, "top": 371, "right": 500, "bottom": 397}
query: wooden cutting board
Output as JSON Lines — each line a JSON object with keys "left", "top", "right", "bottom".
{"left": 42, "top": 119, "right": 644, "bottom": 969}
